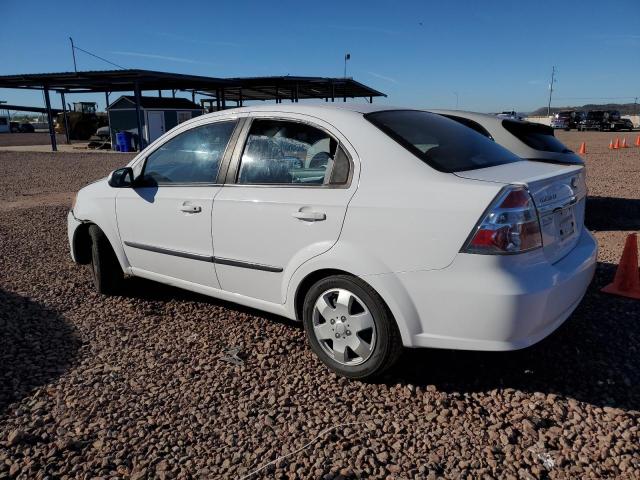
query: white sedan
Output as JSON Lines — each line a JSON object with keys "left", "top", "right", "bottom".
{"left": 68, "top": 105, "right": 597, "bottom": 379}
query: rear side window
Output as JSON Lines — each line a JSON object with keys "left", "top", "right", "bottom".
{"left": 366, "top": 110, "right": 520, "bottom": 172}
{"left": 142, "top": 121, "right": 236, "bottom": 184}
{"left": 237, "top": 119, "right": 340, "bottom": 185}
{"left": 502, "top": 120, "right": 572, "bottom": 153}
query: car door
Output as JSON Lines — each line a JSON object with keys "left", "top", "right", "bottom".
{"left": 211, "top": 114, "right": 357, "bottom": 304}
{"left": 116, "top": 119, "right": 239, "bottom": 288}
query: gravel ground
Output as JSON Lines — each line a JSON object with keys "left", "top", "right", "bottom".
{"left": 0, "top": 133, "right": 639, "bottom": 479}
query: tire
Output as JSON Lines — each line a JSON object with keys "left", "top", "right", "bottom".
{"left": 302, "top": 275, "right": 402, "bottom": 379}
{"left": 88, "top": 225, "right": 124, "bottom": 295}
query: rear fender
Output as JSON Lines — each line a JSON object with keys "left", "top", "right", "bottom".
{"left": 285, "top": 241, "right": 422, "bottom": 347}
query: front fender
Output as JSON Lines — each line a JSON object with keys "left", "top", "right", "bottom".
{"left": 71, "top": 180, "right": 130, "bottom": 272}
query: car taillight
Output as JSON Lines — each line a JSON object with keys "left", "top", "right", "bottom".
{"left": 461, "top": 186, "right": 542, "bottom": 255}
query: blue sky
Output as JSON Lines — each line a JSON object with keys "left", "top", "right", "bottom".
{"left": 2, "top": 0, "right": 639, "bottom": 113}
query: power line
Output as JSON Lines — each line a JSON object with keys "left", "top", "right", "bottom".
{"left": 69, "top": 38, "right": 126, "bottom": 70}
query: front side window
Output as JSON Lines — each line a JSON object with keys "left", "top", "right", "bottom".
{"left": 366, "top": 110, "right": 520, "bottom": 173}
{"left": 141, "top": 121, "right": 236, "bottom": 185}
{"left": 237, "top": 119, "right": 339, "bottom": 185}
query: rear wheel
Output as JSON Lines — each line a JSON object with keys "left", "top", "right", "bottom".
{"left": 302, "top": 275, "right": 402, "bottom": 379}
{"left": 88, "top": 225, "right": 124, "bottom": 295}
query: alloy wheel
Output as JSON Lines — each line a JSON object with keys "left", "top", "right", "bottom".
{"left": 311, "top": 288, "right": 376, "bottom": 365}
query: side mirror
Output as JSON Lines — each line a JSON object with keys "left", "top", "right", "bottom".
{"left": 108, "top": 167, "right": 134, "bottom": 188}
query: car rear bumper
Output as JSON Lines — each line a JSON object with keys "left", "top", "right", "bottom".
{"left": 367, "top": 228, "right": 597, "bottom": 350}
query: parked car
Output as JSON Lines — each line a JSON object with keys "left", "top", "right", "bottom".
{"left": 10, "top": 121, "right": 19, "bottom": 133}
{"left": 551, "top": 110, "right": 585, "bottom": 130}
{"left": 611, "top": 118, "right": 635, "bottom": 131}
{"left": 496, "top": 110, "right": 523, "bottom": 120}
{"left": 17, "top": 122, "right": 35, "bottom": 133}
{"left": 68, "top": 105, "right": 597, "bottom": 379}
{"left": 430, "top": 110, "right": 584, "bottom": 165}
{"left": 579, "top": 110, "right": 621, "bottom": 131}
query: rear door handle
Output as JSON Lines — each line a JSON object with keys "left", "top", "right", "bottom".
{"left": 180, "top": 203, "right": 202, "bottom": 213}
{"left": 292, "top": 209, "right": 326, "bottom": 221}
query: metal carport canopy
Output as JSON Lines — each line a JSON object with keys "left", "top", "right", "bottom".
{"left": 0, "top": 69, "right": 235, "bottom": 93}
{"left": 0, "top": 69, "right": 386, "bottom": 151}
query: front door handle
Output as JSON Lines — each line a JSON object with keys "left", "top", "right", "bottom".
{"left": 292, "top": 209, "right": 326, "bottom": 221}
{"left": 180, "top": 203, "right": 202, "bottom": 213}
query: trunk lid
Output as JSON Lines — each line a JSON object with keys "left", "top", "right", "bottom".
{"left": 455, "top": 161, "right": 586, "bottom": 264}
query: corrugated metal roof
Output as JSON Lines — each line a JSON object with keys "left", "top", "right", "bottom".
{"left": 0, "top": 69, "right": 386, "bottom": 101}
{"left": 109, "top": 95, "right": 200, "bottom": 110}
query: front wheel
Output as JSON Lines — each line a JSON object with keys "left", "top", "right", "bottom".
{"left": 89, "top": 225, "right": 124, "bottom": 295}
{"left": 302, "top": 275, "right": 402, "bottom": 379}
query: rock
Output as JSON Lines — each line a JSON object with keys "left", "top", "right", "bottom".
{"left": 7, "top": 430, "right": 24, "bottom": 447}
{"left": 376, "top": 451, "right": 390, "bottom": 464}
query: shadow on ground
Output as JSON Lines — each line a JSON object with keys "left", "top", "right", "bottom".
{"left": 384, "top": 262, "right": 640, "bottom": 412}
{"left": 110, "top": 262, "right": 639, "bottom": 412}
{"left": 0, "top": 289, "right": 80, "bottom": 414}
{"left": 119, "top": 277, "right": 300, "bottom": 329}
{"left": 586, "top": 196, "right": 640, "bottom": 231}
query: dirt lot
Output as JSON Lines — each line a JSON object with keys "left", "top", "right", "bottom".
{"left": 0, "top": 133, "right": 638, "bottom": 479}
{"left": 0, "top": 133, "right": 67, "bottom": 148}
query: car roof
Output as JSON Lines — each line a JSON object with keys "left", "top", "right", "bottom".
{"left": 193, "top": 105, "right": 583, "bottom": 164}
{"left": 207, "top": 102, "right": 398, "bottom": 116}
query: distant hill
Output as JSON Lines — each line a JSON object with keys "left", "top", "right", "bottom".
{"left": 530, "top": 102, "right": 639, "bottom": 116}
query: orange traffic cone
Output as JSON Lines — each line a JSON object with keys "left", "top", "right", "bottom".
{"left": 609, "top": 139, "right": 615, "bottom": 150}
{"left": 601, "top": 233, "right": 640, "bottom": 300}
{"left": 578, "top": 142, "right": 587, "bottom": 155}
{"left": 635, "top": 135, "right": 640, "bottom": 147}
{"left": 621, "top": 137, "right": 629, "bottom": 148}
{"left": 613, "top": 137, "right": 620, "bottom": 149}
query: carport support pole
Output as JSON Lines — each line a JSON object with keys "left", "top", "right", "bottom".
{"left": 43, "top": 88, "right": 57, "bottom": 152}
{"left": 60, "top": 92, "right": 70, "bottom": 144}
{"left": 134, "top": 83, "right": 145, "bottom": 151}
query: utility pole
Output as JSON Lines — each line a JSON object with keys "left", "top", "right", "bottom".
{"left": 69, "top": 37, "right": 78, "bottom": 73}
{"left": 547, "top": 66, "right": 556, "bottom": 117}
{"left": 344, "top": 53, "right": 350, "bottom": 78}
{"left": 634, "top": 96, "right": 638, "bottom": 116}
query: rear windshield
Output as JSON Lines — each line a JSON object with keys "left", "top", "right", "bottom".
{"left": 365, "top": 110, "right": 520, "bottom": 172}
{"left": 502, "top": 120, "right": 572, "bottom": 153}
